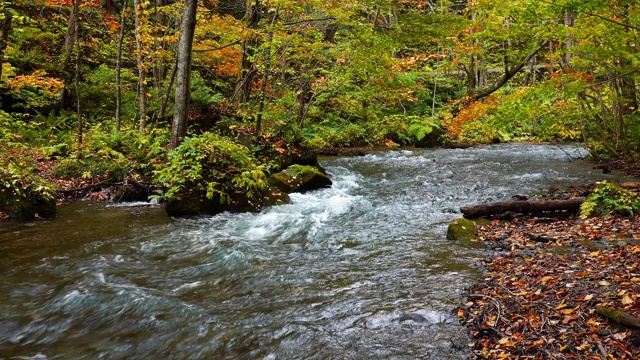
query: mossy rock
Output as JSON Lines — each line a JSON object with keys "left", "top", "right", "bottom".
{"left": 268, "top": 164, "right": 332, "bottom": 194}
{"left": 165, "top": 185, "right": 290, "bottom": 217}
{"left": 0, "top": 186, "right": 56, "bottom": 220}
{"left": 446, "top": 217, "right": 490, "bottom": 240}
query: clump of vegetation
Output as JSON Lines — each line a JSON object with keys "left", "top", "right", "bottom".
{"left": 0, "top": 148, "right": 57, "bottom": 219}
{"left": 155, "top": 132, "right": 267, "bottom": 205}
{"left": 580, "top": 181, "right": 640, "bottom": 218}
{"left": 51, "top": 127, "right": 169, "bottom": 181}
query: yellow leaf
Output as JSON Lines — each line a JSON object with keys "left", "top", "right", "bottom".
{"left": 555, "top": 303, "right": 568, "bottom": 310}
{"left": 541, "top": 276, "right": 553, "bottom": 284}
{"left": 535, "top": 288, "right": 542, "bottom": 295}
{"left": 622, "top": 295, "right": 634, "bottom": 305}
{"left": 589, "top": 251, "right": 600, "bottom": 257}
{"left": 598, "top": 280, "right": 611, "bottom": 286}
{"left": 533, "top": 339, "right": 545, "bottom": 346}
{"left": 584, "top": 294, "right": 594, "bottom": 301}
{"left": 575, "top": 342, "right": 591, "bottom": 351}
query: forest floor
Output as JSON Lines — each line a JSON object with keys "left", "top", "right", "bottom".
{"left": 458, "top": 155, "right": 640, "bottom": 359}
{"left": 460, "top": 212, "right": 640, "bottom": 359}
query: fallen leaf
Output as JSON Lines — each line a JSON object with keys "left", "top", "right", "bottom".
{"left": 621, "top": 294, "right": 634, "bottom": 305}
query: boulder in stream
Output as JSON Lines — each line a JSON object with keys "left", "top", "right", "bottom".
{"left": 446, "top": 217, "right": 490, "bottom": 240}
{"left": 268, "top": 164, "right": 332, "bottom": 194}
{"left": 165, "top": 185, "right": 290, "bottom": 217}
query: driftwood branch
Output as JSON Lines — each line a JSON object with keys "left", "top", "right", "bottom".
{"left": 461, "top": 197, "right": 585, "bottom": 219}
{"left": 595, "top": 306, "right": 640, "bottom": 330}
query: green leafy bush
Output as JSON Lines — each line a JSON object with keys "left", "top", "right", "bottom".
{"left": 0, "top": 148, "right": 56, "bottom": 219}
{"left": 155, "top": 132, "right": 267, "bottom": 204}
{"left": 580, "top": 181, "right": 640, "bottom": 218}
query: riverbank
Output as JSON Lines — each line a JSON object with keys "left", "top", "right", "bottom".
{"left": 460, "top": 213, "right": 640, "bottom": 358}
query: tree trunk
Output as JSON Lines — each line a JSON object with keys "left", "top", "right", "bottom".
{"left": 153, "top": 0, "right": 167, "bottom": 85}
{"left": 460, "top": 198, "right": 585, "bottom": 219}
{"left": 469, "top": 41, "right": 548, "bottom": 101}
{"left": 61, "top": 3, "right": 77, "bottom": 69}
{"left": 563, "top": 10, "right": 575, "bottom": 67}
{"left": 133, "top": 0, "right": 148, "bottom": 134}
{"left": 73, "top": 0, "right": 83, "bottom": 145}
{"left": 115, "top": 0, "right": 127, "bottom": 131}
{"left": 170, "top": 0, "right": 198, "bottom": 149}
{"left": 234, "top": 0, "right": 261, "bottom": 105}
{"left": 0, "top": 0, "right": 12, "bottom": 82}
{"left": 297, "top": 78, "right": 310, "bottom": 129}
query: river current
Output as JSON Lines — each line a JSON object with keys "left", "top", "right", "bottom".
{"left": 0, "top": 144, "right": 625, "bottom": 359}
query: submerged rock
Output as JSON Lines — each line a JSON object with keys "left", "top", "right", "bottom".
{"left": 396, "top": 313, "right": 428, "bottom": 323}
{"left": 268, "top": 164, "right": 332, "bottom": 194}
{"left": 165, "top": 185, "right": 290, "bottom": 217}
{"left": 446, "top": 217, "right": 490, "bottom": 240}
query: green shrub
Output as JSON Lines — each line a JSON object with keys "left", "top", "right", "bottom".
{"left": 0, "top": 149, "right": 57, "bottom": 219}
{"left": 580, "top": 181, "right": 640, "bottom": 218}
{"left": 52, "top": 144, "right": 131, "bottom": 181}
{"left": 154, "top": 133, "right": 267, "bottom": 204}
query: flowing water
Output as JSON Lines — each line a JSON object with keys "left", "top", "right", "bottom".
{"left": 0, "top": 144, "right": 628, "bottom": 359}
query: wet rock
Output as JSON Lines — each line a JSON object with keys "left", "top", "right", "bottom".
{"left": 113, "top": 185, "right": 149, "bottom": 202}
{"left": 396, "top": 313, "right": 428, "bottom": 323}
{"left": 268, "top": 164, "right": 332, "bottom": 194}
{"left": 446, "top": 217, "right": 490, "bottom": 240}
{"left": 165, "top": 185, "right": 290, "bottom": 217}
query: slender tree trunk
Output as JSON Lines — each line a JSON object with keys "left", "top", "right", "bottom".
{"left": 523, "top": 54, "right": 536, "bottom": 86}
{"left": 234, "top": 0, "right": 261, "bottom": 105}
{"left": 133, "top": 0, "right": 148, "bottom": 134}
{"left": 0, "top": 0, "right": 12, "bottom": 82}
{"left": 563, "top": 10, "right": 575, "bottom": 67}
{"left": 115, "top": 0, "right": 127, "bottom": 131}
{"left": 61, "top": 3, "right": 77, "bottom": 69}
{"left": 73, "top": 0, "right": 83, "bottom": 145}
{"left": 256, "top": 5, "right": 279, "bottom": 133}
{"left": 152, "top": 0, "right": 167, "bottom": 124}
{"left": 170, "top": 0, "right": 198, "bottom": 149}
{"left": 153, "top": 0, "right": 167, "bottom": 85}
{"left": 157, "top": 53, "right": 178, "bottom": 129}
{"left": 297, "top": 78, "right": 310, "bottom": 128}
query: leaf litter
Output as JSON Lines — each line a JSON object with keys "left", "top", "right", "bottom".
{"left": 460, "top": 214, "right": 640, "bottom": 359}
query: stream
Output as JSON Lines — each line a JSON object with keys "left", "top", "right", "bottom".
{"left": 0, "top": 144, "right": 629, "bottom": 359}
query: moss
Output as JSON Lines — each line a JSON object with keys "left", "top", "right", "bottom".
{"left": 268, "top": 164, "right": 332, "bottom": 194}
{"left": 446, "top": 217, "right": 490, "bottom": 240}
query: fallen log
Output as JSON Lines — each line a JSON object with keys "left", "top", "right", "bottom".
{"left": 621, "top": 182, "right": 640, "bottom": 190}
{"left": 595, "top": 306, "right": 640, "bottom": 330}
{"left": 461, "top": 197, "right": 585, "bottom": 219}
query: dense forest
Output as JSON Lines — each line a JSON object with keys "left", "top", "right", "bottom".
{"left": 0, "top": 0, "right": 638, "bottom": 219}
